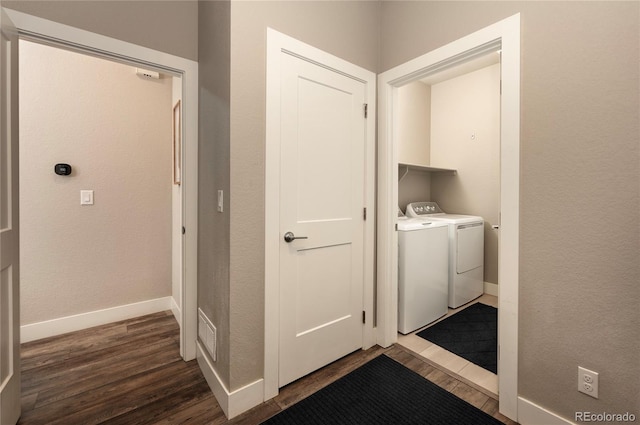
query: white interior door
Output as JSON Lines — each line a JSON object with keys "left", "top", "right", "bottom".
{"left": 0, "top": 8, "right": 21, "bottom": 425}
{"left": 278, "top": 52, "right": 366, "bottom": 387}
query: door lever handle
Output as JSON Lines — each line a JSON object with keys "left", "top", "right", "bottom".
{"left": 284, "top": 232, "right": 308, "bottom": 243}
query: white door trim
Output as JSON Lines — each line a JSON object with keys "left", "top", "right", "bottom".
{"left": 377, "top": 14, "right": 520, "bottom": 421}
{"left": 3, "top": 8, "right": 199, "bottom": 361}
{"left": 0, "top": 8, "right": 21, "bottom": 424}
{"left": 265, "top": 27, "right": 376, "bottom": 401}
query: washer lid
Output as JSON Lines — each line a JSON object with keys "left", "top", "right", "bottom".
{"left": 406, "top": 202, "right": 483, "bottom": 224}
{"left": 397, "top": 217, "right": 448, "bottom": 231}
{"left": 426, "top": 214, "right": 484, "bottom": 224}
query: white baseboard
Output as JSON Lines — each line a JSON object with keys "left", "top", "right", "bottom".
{"left": 21, "top": 296, "right": 175, "bottom": 343}
{"left": 484, "top": 281, "right": 498, "bottom": 296}
{"left": 171, "top": 296, "right": 182, "bottom": 326}
{"left": 518, "top": 396, "right": 574, "bottom": 425}
{"left": 196, "top": 341, "right": 264, "bottom": 419}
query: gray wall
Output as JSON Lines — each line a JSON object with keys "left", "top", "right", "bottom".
{"left": 7, "top": 2, "right": 639, "bottom": 421}
{"left": 226, "top": 0, "right": 380, "bottom": 390}
{"left": 3, "top": 0, "right": 198, "bottom": 61}
{"left": 381, "top": 1, "right": 639, "bottom": 420}
{"left": 198, "top": 0, "right": 231, "bottom": 387}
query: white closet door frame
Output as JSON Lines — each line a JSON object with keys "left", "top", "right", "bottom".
{"left": 377, "top": 14, "right": 521, "bottom": 421}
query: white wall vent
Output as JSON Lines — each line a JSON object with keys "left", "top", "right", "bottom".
{"left": 198, "top": 308, "right": 217, "bottom": 361}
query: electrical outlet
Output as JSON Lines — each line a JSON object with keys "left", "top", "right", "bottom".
{"left": 578, "top": 366, "right": 599, "bottom": 398}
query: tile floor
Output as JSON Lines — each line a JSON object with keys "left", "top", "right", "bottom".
{"left": 397, "top": 293, "right": 499, "bottom": 397}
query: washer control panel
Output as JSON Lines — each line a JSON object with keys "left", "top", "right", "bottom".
{"left": 406, "top": 202, "right": 443, "bottom": 217}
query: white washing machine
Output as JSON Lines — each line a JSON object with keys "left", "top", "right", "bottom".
{"left": 397, "top": 217, "right": 449, "bottom": 334}
{"left": 406, "top": 202, "right": 484, "bottom": 308}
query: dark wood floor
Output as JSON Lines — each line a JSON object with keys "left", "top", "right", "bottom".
{"left": 19, "top": 311, "right": 517, "bottom": 425}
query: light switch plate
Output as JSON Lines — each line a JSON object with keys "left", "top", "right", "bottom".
{"left": 80, "top": 190, "right": 94, "bottom": 205}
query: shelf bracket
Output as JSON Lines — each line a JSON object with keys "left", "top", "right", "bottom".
{"left": 398, "top": 165, "right": 410, "bottom": 182}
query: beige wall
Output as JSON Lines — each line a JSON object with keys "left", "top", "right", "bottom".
{"left": 396, "top": 80, "right": 433, "bottom": 227}
{"left": 3, "top": 0, "right": 198, "bottom": 61}
{"left": 398, "top": 168, "right": 431, "bottom": 213}
{"left": 381, "top": 1, "right": 639, "bottom": 420}
{"left": 397, "top": 81, "right": 431, "bottom": 166}
{"left": 396, "top": 80, "right": 432, "bottom": 211}
{"left": 430, "top": 63, "right": 500, "bottom": 285}
{"left": 19, "top": 40, "right": 173, "bottom": 324}
{"left": 226, "top": 0, "right": 380, "bottom": 390}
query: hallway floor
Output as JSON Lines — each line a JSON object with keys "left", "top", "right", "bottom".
{"left": 19, "top": 311, "right": 222, "bottom": 425}
{"left": 19, "top": 308, "right": 515, "bottom": 424}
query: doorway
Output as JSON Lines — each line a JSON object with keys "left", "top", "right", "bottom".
{"left": 377, "top": 14, "right": 520, "bottom": 421}
{"left": 18, "top": 38, "right": 179, "bottom": 343}
{"left": 395, "top": 53, "right": 501, "bottom": 394}
{"left": 4, "top": 8, "right": 199, "bottom": 361}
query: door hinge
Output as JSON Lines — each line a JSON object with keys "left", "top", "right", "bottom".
{"left": 363, "top": 207, "right": 367, "bottom": 220}
{"left": 362, "top": 310, "right": 366, "bottom": 324}
{"left": 395, "top": 223, "right": 398, "bottom": 231}
{"left": 182, "top": 226, "right": 186, "bottom": 235}
{"left": 363, "top": 103, "right": 368, "bottom": 118}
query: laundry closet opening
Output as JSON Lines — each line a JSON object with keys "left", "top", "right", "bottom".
{"left": 395, "top": 50, "right": 502, "bottom": 395}
{"left": 18, "top": 39, "right": 184, "bottom": 343}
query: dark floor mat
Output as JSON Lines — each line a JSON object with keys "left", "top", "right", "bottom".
{"left": 262, "top": 354, "right": 503, "bottom": 424}
{"left": 416, "top": 303, "right": 497, "bottom": 374}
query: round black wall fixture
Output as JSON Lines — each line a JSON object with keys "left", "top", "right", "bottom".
{"left": 54, "top": 163, "right": 72, "bottom": 176}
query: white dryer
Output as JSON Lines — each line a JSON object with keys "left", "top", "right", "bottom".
{"left": 397, "top": 217, "right": 449, "bottom": 334}
{"left": 406, "top": 202, "right": 484, "bottom": 308}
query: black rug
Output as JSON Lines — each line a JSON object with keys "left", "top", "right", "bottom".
{"left": 262, "top": 355, "right": 502, "bottom": 425}
{"left": 416, "top": 303, "right": 497, "bottom": 374}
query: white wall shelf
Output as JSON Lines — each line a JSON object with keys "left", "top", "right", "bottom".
{"left": 398, "top": 162, "right": 456, "bottom": 179}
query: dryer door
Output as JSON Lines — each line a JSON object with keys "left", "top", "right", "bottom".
{"left": 456, "top": 223, "right": 484, "bottom": 273}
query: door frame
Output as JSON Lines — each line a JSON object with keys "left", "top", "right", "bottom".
{"left": 3, "top": 8, "right": 199, "bottom": 361}
{"left": 264, "top": 28, "right": 376, "bottom": 400}
{"left": 0, "top": 8, "right": 21, "bottom": 424}
{"left": 377, "top": 14, "right": 520, "bottom": 421}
